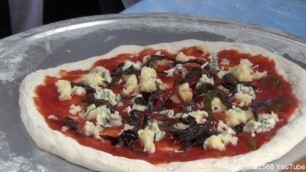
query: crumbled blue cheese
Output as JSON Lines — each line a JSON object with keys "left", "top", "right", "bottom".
{"left": 234, "top": 84, "right": 256, "bottom": 106}
{"left": 132, "top": 103, "right": 148, "bottom": 111}
{"left": 123, "top": 74, "right": 139, "bottom": 95}
{"left": 69, "top": 104, "right": 83, "bottom": 115}
{"left": 147, "top": 120, "right": 166, "bottom": 142}
{"left": 156, "top": 109, "right": 175, "bottom": 118}
{"left": 212, "top": 97, "right": 227, "bottom": 112}
{"left": 83, "top": 121, "right": 96, "bottom": 136}
{"left": 94, "top": 88, "right": 117, "bottom": 106}
{"left": 174, "top": 123, "right": 189, "bottom": 130}
{"left": 92, "top": 106, "right": 122, "bottom": 127}
{"left": 72, "top": 86, "right": 86, "bottom": 96}
{"left": 209, "top": 54, "right": 220, "bottom": 70}
{"left": 55, "top": 80, "right": 72, "bottom": 101}
{"left": 225, "top": 106, "right": 254, "bottom": 127}
{"left": 138, "top": 120, "right": 166, "bottom": 154}
{"left": 230, "top": 59, "right": 253, "bottom": 81}
{"left": 81, "top": 66, "right": 112, "bottom": 87}
{"left": 164, "top": 64, "right": 187, "bottom": 77}
{"left": 187, "top": 110, "right": 209, "bottom": 124}
{"left": 217, "top": 120, "right": 236, "bottom": 135}
{"left": 122, "top": 60, "right": 142, "bottom": 71}
{"left": 230, "top": 59, "right": 267, "bottom": 81}
{"left": 83, "top": 121, "right": 102, "bottom": 139}
{"left": 243, "top": 112, "right": 279, "bottom": 136}
{"left": 79, "top": 104, "right": 96, "bottom": 118}
{"left": 220, "top": 58, "right": 230, "bottom": 66}
{"left": 203, "top": 133, "right": 238, "bottom": 151}
{"left": 196, "top": 74, "right": 214, "bottom": 88}
{"left": 139, "top": 66, "right": 158, "bottom": 92}
{"left": 176, "top": 52, "right": 189, "bottom": 62}
{"left": 138, "top": 128, "right": 156, "bottom": 154}
{"left": 178, "top": 83, "right": 193, "bottom": 102}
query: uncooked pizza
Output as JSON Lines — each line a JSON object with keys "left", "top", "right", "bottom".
{"left": 19, "top": 40, "right": 306, "bottom": 171}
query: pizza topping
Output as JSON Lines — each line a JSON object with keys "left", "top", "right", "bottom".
{"left": 69, "top": 104, "right": 83, "bottom": 115}
{"left": 243, "top": 111, "right": 279, "bottom": 136}
{"left": 71, "top": 86, "right": 87, "bottom": 96}
{"left": 80, "top": 66, "right": 111, "bottom": 88}
{"left": 55, "top": 80, "right": 72, "bottom": 101}
{"left": 35, "top": 46, "right": 299, "bottom": 162}
{"left": 211, "top": 97, "right": 227, "bottom": 112}
{"left": 225, "top": 106, "right": 254, "bottom": 127}
{"left": 178, "top": 83, "right": 193, "bottom": 102}
{"left": 196, "top": 74, "right": 214, "bottom": 88}
{"left": 234, "top": 84, "right": 256, "bottom": 106}
{"left": 172, "top": 122, "right": 218, "bottom": 150}
{"left": 203, "top": 133, "right": 238, "bottom": 151}
{"left": 63, "top": 117, "right": 78, "bottom": 130}
{"left": 139, "top": 66, "right": 158, "bottom": 92}
{"left": 123, "top": 74, "right": 139, "bottom": 95}
{"left": 94, "top": 88, "right": 117, "bottom": 106}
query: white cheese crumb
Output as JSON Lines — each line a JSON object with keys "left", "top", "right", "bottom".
{"left": 69, "top": 104, "right": 83, "bottom": 115}
{"left": 94, "top": 88, "right": 117, "bottom": 106}
{"left": 123, "top": 124, "right": 134, "bottom": 131}
{"left": 55, "top": 80, "right": 72, "bottom": 101}
{"left": 132, "top": 103, "right": 148, "bottom": 111}
{"left": 220, "top": 58, "right": 230, "bottom": 66}
{"left": 148, "top": 120, "right": 166, "bottom": 142}
{"left": 122, "top": 60, "right": 142, "bottom": 71}
{"left": 243, "top": 112, "right": 279, "bottom": 136}
{"left": 203, "top": 133, "right": 238, "bottom": 151}
{"left": 188, "top": 110, "right": 208, "bottom": 124}
{"left": 178, "top": 83, "right": 193, "bottom": 102}
{"left": 91, "top": 106, "right": 122, "bottom": 128}
{"left": 217, "top": 120, "right": 236, "bottom": 135}
{"left": 230, "top": 59, "right": 267, "bottom": 81}
{"left": 47, "top": 115, "right": 58, "bottom": 120}
{"left": 209, "top": 54, "right": 219, "bottom": 70}
{"left": 156, "top": 109, "right": 175, "bottom": 118}
{"left": 139, "top": 66, "right": 158, "bottom": 92}
{"left": 138, "top": 128, "right": 156, "bottom": 154}
{"left": 61, "top": 126, "right": 69, "bottom": 132}
{"left": 164, "top": 64, "right": 187, "bottom": 77}
{"left": 176, "top": 52, "right": 189, "bottom": 62}
{"left": 72, "top": 86, "right": 86, "bottom": 96}
{"left": 83, "top": 121, "right": 96, "bottom": 136}
{"left": 234, "top": 84, "right": 256, "bottom": 106}
{"left": 225, "top": 106, "right": 254, "bottom": 127}
{"left": 80, "top": 66, "right": 112, "bottom": 88}
{"left": 196, "top": 74, "right": 214, "bottom": 88}
{"left": 212, "top": 97, "right": 227, "bottom": 112}
{"left": 123, "top": 74, "right": 139, "bottom": 95}
{"left": 174, "top": 123, "right": 189, "bottom": 130}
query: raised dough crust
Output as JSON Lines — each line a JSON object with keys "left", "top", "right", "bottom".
{"left": 19, "top": 40, "right": 306, "bottom": 172}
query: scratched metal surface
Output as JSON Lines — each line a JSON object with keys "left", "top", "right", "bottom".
{"left": 0, "top": 14, "right": 305, "bottom": 172}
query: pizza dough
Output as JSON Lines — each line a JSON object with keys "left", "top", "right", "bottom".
{"left": 19, "top": 40, "right": 306, "bottom": 171}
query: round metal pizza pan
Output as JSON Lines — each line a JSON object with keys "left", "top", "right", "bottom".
{"left": 0, "top": 13, "right": 305, "bottom": 171}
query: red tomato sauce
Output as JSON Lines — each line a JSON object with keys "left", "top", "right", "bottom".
{"left": 34, "top": 48, "right": 298, "bottom": 164}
